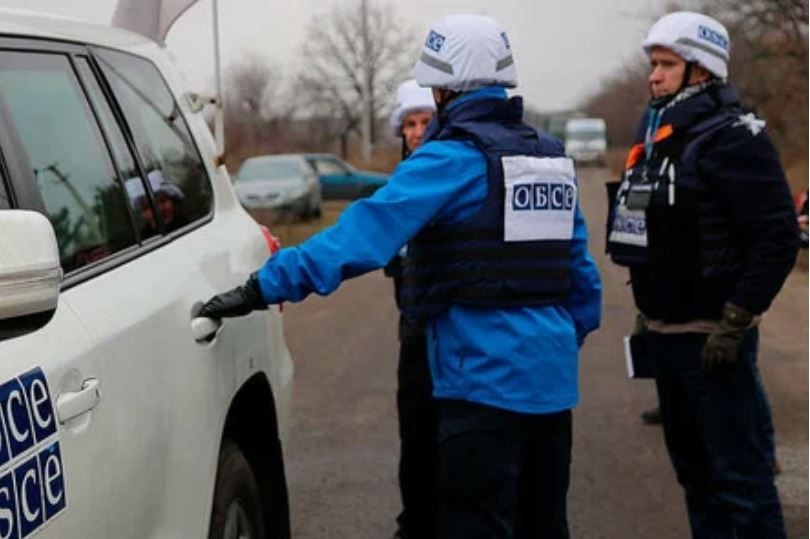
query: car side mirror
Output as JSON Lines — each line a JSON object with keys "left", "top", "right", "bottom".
{"left": 0, "top": 210, "right": 62, "bottom": 340}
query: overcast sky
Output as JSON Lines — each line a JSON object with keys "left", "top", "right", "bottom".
{"left": 0, "top": 0, "right": 687, "bottom": 111}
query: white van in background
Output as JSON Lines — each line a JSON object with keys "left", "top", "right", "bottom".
{"left": 564, "top": 117, "right": 607, "bottom": 166}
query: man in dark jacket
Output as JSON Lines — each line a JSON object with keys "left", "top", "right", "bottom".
{"left": 607, "top": 11, "right": 798, "bottom": 539}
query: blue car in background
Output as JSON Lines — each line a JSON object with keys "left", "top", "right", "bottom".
{"left": 303, "top": 153, "right": 388, "bottom": 200}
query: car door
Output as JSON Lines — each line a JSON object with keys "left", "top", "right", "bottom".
{"left": 309, "top": 156, "right": 357, "bottom": 199}
{"left": 75, "top": 47, "right": 277, "bottom": 538}
{"left": 0, "top": 43, "right": 127, "bottom": 539}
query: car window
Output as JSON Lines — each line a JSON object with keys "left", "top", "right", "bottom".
{"left": 239, "top": 158, "right": 302, "bottom": 181}
{"left": 0, "top": 168, "right": 9, "bottom": 210}
{"left": 0, "top": 51, "right": 138, "bottom": 273}
{"left": 94, "top": 48, "right": 212, "bottom": 232}
{"left": 74, "top": 57, "right": 158, "bottom": 240}
{"left": 310, "top": 158, "right": 347, "bottom": 176}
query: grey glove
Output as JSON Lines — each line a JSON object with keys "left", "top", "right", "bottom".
{"left": 199, "top": 274, "right": 268, "bottom": 320}
{"left": 701, "top": 302, "right": 753, "bottom": 373}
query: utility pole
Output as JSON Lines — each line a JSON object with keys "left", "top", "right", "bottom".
{"left": 360, "top": 0, "right": 372, "bottom": 163}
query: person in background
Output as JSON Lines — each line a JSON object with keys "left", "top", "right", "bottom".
{"left": 384, "top": 79, "right": 437, "bottom": 539}
{"left": 606, "top": 11, "right": 798, "bottom": 538}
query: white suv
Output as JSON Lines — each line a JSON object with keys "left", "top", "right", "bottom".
{"left": 0, "top": 10, "right": 293, "bottom": 539}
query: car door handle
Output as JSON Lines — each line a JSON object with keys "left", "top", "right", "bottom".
{"left": 190, "top": 317, "right": 222, "bottom": 343}
{"left": 56, "top": 378, "right": 101, "bottom": 424}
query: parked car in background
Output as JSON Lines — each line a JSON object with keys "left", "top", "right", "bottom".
{"left": 0, "top": 10, "right": 293, "bottom": 539}
{"left": 564, "top": 117, "right": 607, "bottom": 166}
{"left": 303, "top": 153, "right": 387, "bottom": 200}
{"left": 236, "top": 154, "right": 322, "bottom": 218}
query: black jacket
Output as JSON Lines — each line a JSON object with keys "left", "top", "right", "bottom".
{"left": 609, "top": 84, "right": 799, "bottom": 321}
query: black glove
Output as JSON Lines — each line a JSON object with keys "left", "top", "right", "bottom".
{"left": 198, "top": 274, "right": 268, "bottom": 319}
{"left": 701, "top": 302, "right": 753, "bottom": 373}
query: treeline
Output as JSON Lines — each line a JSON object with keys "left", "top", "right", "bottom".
{"left": 221, "top": 0, "right": 414, "bottom": 174}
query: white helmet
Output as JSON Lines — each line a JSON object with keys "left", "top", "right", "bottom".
{"left": 413, "top": 14, "right": 517, "bottom": 92}
{"left": 389, "top": 79, "right": 436, "bottom": 137}
{"left": 642, "top": 11, "right": 730, "bottom": 79}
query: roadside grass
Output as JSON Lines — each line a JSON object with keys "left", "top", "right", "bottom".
{"left": 247, "top": 200, "right": 349, "bottom": 247}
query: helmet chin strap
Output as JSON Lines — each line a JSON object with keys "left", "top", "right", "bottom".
{"left": 649, "top": 61, "right": 695, "bottom": 109}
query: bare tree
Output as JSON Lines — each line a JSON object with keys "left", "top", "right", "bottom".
{"left": 702, "top": 0, "right": 808, "bottom": 162}
{"left": 293, "top": 0, "right": 416, "bottom": 160}
{"left": 222, "top": 53, "right": 289, "bottom": 170}
{"left": 581, "top": 0, "right": 808, "bottom": 180}
{"left": 582, "top": 61, "right": 650, "bottom": 148}
{"left": 225, "top": 53, "right": 284, "bottom": 123}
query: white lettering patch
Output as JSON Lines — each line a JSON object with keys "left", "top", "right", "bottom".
{"left": 609, "top": 204, "right": 648, "bottom": 247}
{"left": 503, "top": 156, "right": 577, "bottom": 242}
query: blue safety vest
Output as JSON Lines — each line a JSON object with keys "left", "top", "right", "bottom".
{"left": 400, "top": 96, "right": 576, "bottom": 318}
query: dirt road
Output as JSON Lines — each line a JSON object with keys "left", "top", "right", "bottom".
{"left": 278, "top": 167, "right": 808, "bottom": 538}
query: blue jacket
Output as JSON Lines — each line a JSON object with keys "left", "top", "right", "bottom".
{"left": 256, "top": 86, "right": 602, "bottom": 413}
{"left": 401, "top": 93, "right": 575, "bottom": 318}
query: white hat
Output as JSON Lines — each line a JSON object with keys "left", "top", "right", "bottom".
{"left": 642, "top": 11, "right": 730, "bottom": 79}
{"left": 389, "top": 79, "right": 436, "bottom": 137}
{"left": 413, "top": 14, "right": 517, "bottom": 91}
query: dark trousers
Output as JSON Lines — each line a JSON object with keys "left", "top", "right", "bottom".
{"left": 396, "top": 336, "right": 438, "bottom": 538}
{"left": 648, "top": 329, "right": 786, "bottom": 539}
{"left": 436, "top": 400, "right": 572, "bottom": 539}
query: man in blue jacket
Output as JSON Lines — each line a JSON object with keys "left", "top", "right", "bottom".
{"left": 607, "top": 12, "right": 797, "bottom": 539}
{"left": 202, "top": 14, "right": 601, "bottom": 538}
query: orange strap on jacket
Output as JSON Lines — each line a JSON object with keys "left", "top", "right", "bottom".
{"left": 624, "top": 124, "right": 674, "bottom": 170}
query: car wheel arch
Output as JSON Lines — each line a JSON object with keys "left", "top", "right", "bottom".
{"left": 214, "top": 373, "right": 291, "bottom": 539}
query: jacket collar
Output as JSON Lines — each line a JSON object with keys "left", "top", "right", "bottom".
{"left": 636, "top": 83, "right": 740, "bottom": 143}
{"left": 657, "top": 83, "right": 740, "bottom": 131}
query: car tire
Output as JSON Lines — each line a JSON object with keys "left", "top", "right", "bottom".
{"left": 208, "top": 439, "right": 266, "bottom": 539}
{"left": 312, "top": 205, "right": 322, "bottom": 219}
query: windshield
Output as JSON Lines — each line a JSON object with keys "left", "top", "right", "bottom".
{"left": 566, "top": 130, "right": 605, "bottom": 142}
{"left": 238, "top": 159, "right": 301, "bottom": 181}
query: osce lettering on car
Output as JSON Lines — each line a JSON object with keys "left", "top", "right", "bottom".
{"left": 426, "top": 30, "right": 445, "bottom": 52}
{"left": 0, "top": 368, "right": 65, "bottom": 539}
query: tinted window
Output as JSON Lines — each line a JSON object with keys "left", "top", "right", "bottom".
{"left": 310, "top": 158, "right": 347, "bottom": 176}
{"left": 74, "top": 57, "right": 157, "bottom": 239}
{"left": 95, "top": 48, "right": 211, "bottom": 232}
{"left": 238, "top": 158, "right": 303, "bottom": 181}
{"left": 0, "top": 169, "right": 9, "bottom": 209}
{"left": 0, "top": 51, "right": 137, "bottom": 273}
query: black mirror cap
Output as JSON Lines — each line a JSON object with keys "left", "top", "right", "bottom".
{"left": 0, "top": 309, "right": 56, "bottom": 343}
